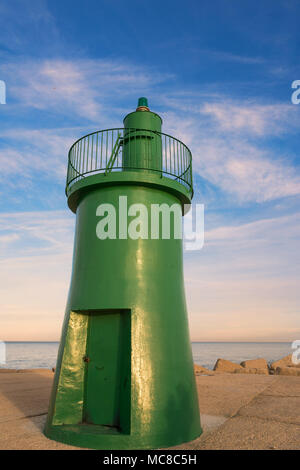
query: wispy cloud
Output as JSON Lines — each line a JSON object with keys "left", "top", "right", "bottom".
{"left": 193, "top": 137, "right": 300, "bottom": 203}
{"left": 3, "top": 58, "right": 173, "bottom": 122}
{"left": 0, "top": 57, "right": 174, "bottom": 201}
{"left": 200, "top": 101, "right": 298, "bottom": 136}
{"left": 0, "top": 210, "right": 74, "bottom": 259}
{"left": 0, "top": 210, "right": 74, "bottom": 340}
{"left": 206, "top": 50, "right": 265, "bottom": 65}
{"left": 205, "top": 211, "right": 300, "bottom": 254}
{"left": 0, "top": 209, "right": 299, "bottom": 341}
{"left": 185, "top": 212, "right": 300, "bottom": 341}
{"left": 0, "top": 130, "right": 72, "bottom": 183}
{"left": 164, "top": 96, "right": 299, "bottom": 137}
{"left": 2, "top": 55, "right": 299, "bottom": 206}
{"left": 161, "top": 96, "right": 300, "bottom": 203}
{"left": 0, "top": 0, "right": 60, "bottom": 55}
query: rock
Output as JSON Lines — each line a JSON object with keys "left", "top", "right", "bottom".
{"left": 213, "top": 358, "right": 242, "bottom": 373}
{"left": 194, "top": 364, "right": 213, "bottom": 375}
{"left": 234, "top": 367, "right": 269, "bottom": 375}
{"left": 275, "top": 366, "right": 300, "bottom": 376}
{"left": 240, "top": 358, "right": 269, "bottom": 372}
{"left": 270, "top": 354, "right": 300, "bottom": 370}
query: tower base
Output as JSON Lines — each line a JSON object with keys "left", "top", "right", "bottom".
{"left": 44, "top": 423, "right": 202, "bottom": 450}
{"left": 44, "top": 309, "right": 202, "bottom": 449}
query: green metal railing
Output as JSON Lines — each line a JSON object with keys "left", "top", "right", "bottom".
{"left": 66, "top": 128, "right": 193, "bottom": 196}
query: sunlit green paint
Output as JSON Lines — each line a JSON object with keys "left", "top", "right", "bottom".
{"left": 123, "top": 105, "right": 162, "bottom": 172}
{"left": 51, "top": 311, "right": 88, "bottom": 425}
{"left": 44, "top": 99, "right": 201, "bottom": 449}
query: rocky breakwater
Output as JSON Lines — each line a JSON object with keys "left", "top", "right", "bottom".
{"left": 270, "top": 354, "right": 300, "bottom": 376}
{"left": 194, "top": 354, "right": 300, "bottom": 376}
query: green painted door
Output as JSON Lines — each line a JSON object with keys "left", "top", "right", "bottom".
{"left": 84, "top": 310, "right": 131, "bottom": 429}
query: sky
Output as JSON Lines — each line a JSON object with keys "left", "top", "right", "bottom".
{"left": 0, "top": 0, "right": 300, "bottom": 341}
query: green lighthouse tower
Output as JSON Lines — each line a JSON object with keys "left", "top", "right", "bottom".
{"left": 44, "top": 98, "right": 201, "bottom": 449}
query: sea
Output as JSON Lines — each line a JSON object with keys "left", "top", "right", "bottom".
{"left": 1, "top": 341, "right": 292, "bottom": 370}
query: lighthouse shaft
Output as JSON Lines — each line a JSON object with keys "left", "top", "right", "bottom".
{"left": 44, "top": 99, "right": 201, "bottom": 449}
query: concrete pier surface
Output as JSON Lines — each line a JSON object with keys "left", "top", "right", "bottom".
{"left": 0, "top": 369, "right": 299, "bottom": 450}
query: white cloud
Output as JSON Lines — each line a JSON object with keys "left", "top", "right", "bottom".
{"left": 185, "top": 212, "right": 300, "bottom": 341}
{"left": 217, "top": 53, "right": 264, "bottom": 65}
{"left": 0, "top": 58, "right": 174, "bottom": 191}
{"left": 194, "top": 137, "right": 300, "bottom": 202}
{"left": 0, "top": 210, "right": 75, "bottom": 340}
{"left": 161, "top": 97, "right": 300, "bottom": 203}
{"left": 1, "top": 57, "right": 300, "bottom": 208}
{"left": 206, "top": 212, "right": 300, "bottom": 246}
{"left": 4, "top": 58, "right": 172, "bottom": 122}
{"left": 200, "top": 102, "right": 297, "bottom": 136}
{"left": 203, "top": 49, "right": 265, "bottom": 65}
{"left": 187, "top": 212, "right": 300, "bottom": 277}
{"left": 0, "top": 210, "right": 74, "bottom": 259}
{"left": 0, "top": 129, "right": 74, "bottom": 193}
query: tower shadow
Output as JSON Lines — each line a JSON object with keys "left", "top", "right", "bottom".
{"left": 0, "top": 370, "right": 54, "bottom": 432}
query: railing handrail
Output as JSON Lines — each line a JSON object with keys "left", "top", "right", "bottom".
{"left": 66, "top": 127, "right": 193, "bottom": 197}
{"left": 68, "top": 127, "right": 192, "bottom": 158}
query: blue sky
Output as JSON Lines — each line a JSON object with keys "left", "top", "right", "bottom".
{"left": 0, "top": 0, "right": 300, "bottom": 341}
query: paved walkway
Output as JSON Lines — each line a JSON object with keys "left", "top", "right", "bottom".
{"left": 0, "top": 370, "right": 299, "bottom": 450}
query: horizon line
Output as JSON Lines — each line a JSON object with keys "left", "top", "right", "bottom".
{"left": 3, "top": 340, "right": 293, "bottom": 344}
